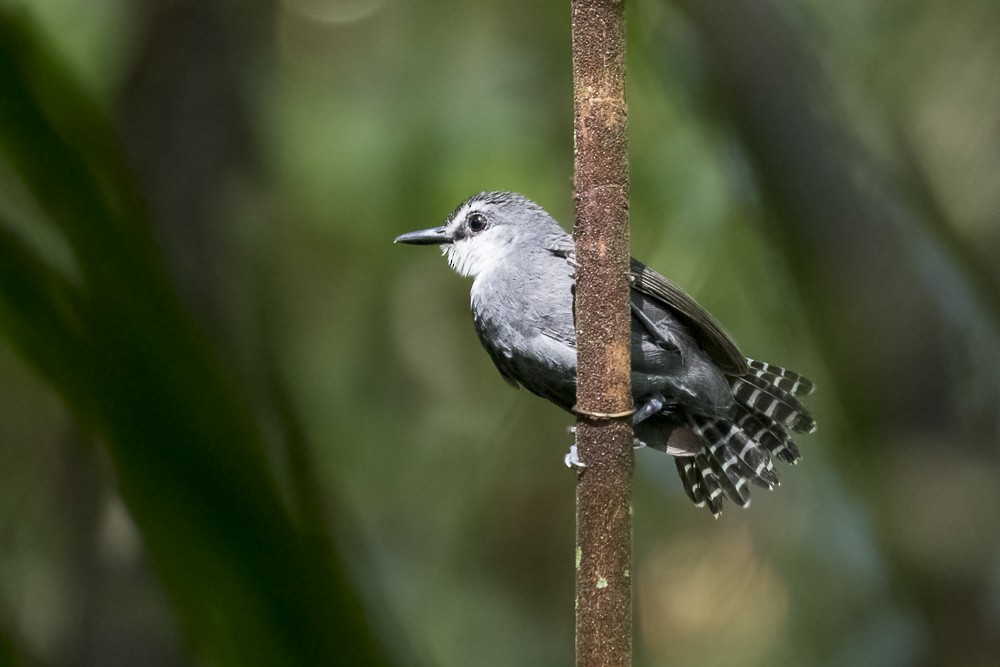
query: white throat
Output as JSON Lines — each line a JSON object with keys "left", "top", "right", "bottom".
{"left": 444, "top": 236, "right": 507, "bottom": 278}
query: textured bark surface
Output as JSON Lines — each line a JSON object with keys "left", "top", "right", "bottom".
{"left": 571, "top": 1, "right": 633, "bottom": 666}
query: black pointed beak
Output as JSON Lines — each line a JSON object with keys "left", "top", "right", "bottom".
{"left": 393, "top": 226, "right": 452, "bottom": 246}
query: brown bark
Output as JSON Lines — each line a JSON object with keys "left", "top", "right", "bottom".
{"left": 571, "top": 1, "right": 633, "bottom": 666}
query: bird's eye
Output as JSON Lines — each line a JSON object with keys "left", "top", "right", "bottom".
{"left": 467, "top": 212, "right": 488, "bottom": 233}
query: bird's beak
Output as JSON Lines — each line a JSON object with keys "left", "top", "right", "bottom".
{"left": 394, "top": 226, "right": 452, "bottom": 246}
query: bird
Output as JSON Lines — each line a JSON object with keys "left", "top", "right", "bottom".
{"left": 394, "top": 191, "right": 815, "bottom": 517}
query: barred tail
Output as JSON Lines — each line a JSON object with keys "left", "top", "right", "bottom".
{"left": 674, "top": 358, "right": 815, "bottom": 517}
{"left": 730, "top": 371, "right": 816, "bottom": 433}
{"left": 746, "top": 359, "right": 814, "bottom": 397}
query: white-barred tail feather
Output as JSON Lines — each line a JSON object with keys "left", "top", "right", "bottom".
{"left": 673, "top": 359, "right": 815, "bottom": 516}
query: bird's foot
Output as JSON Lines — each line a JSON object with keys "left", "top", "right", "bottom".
{"left": 564, "top": 444, "right": 587, "bottom": 469}
{"left": 564, "top": 433, "right": 645, "bottom": 467}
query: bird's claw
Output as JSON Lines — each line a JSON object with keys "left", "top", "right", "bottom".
{"left": 565, "top": 430, "right": 645, "bottom": 468}
{"left": 564, "top": 444, "right": 587, "bottom": 469}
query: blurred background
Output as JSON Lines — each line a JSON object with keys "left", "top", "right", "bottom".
{"left": 0, "top": 0, "right": 998, "bottom": 666}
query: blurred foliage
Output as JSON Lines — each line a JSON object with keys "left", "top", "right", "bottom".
{"left": 0, "top": 7, "right": 390, "bottom": 667}
{"left": 0, "top": 0, "right": 998, "bottom": 666}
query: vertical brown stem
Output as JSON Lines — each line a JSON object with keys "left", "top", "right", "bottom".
{"left": 571, "top": 1, "right": 633, "bottom": 666}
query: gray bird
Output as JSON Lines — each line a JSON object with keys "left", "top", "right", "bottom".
{"left": 395, "top": 191, "right": 815, "bottom": 516}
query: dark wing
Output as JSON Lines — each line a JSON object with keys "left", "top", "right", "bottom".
{"left": 546, "top": 238, "right": 748, "bottom": 375}
{"left": 629, "top": 258, "right": 749, "bottom": 375}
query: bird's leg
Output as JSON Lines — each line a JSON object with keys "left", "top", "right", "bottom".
{"left": 633, "top": 393, "right": 666, "bottom": 425}
{"left": 568, "top": 395, "right": 667, "bottom": 468}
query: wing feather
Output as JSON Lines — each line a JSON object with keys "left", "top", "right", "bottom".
{"left": 547, "top": 242, "right": 748, "bottom": 375}
{"left": 629, "top": 259, "right": 748, "bottom": 374}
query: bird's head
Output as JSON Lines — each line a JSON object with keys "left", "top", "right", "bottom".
{"left": 394, "top": 191, "right": 563, "bottom": 278}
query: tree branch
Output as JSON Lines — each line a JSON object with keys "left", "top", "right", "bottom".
{"left": 571, "top": 1, "right": 633, "bottom": 666}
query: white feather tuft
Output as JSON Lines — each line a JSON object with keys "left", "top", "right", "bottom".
{"left": 444, "top": 235, "right": 508, "bottom": 277}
